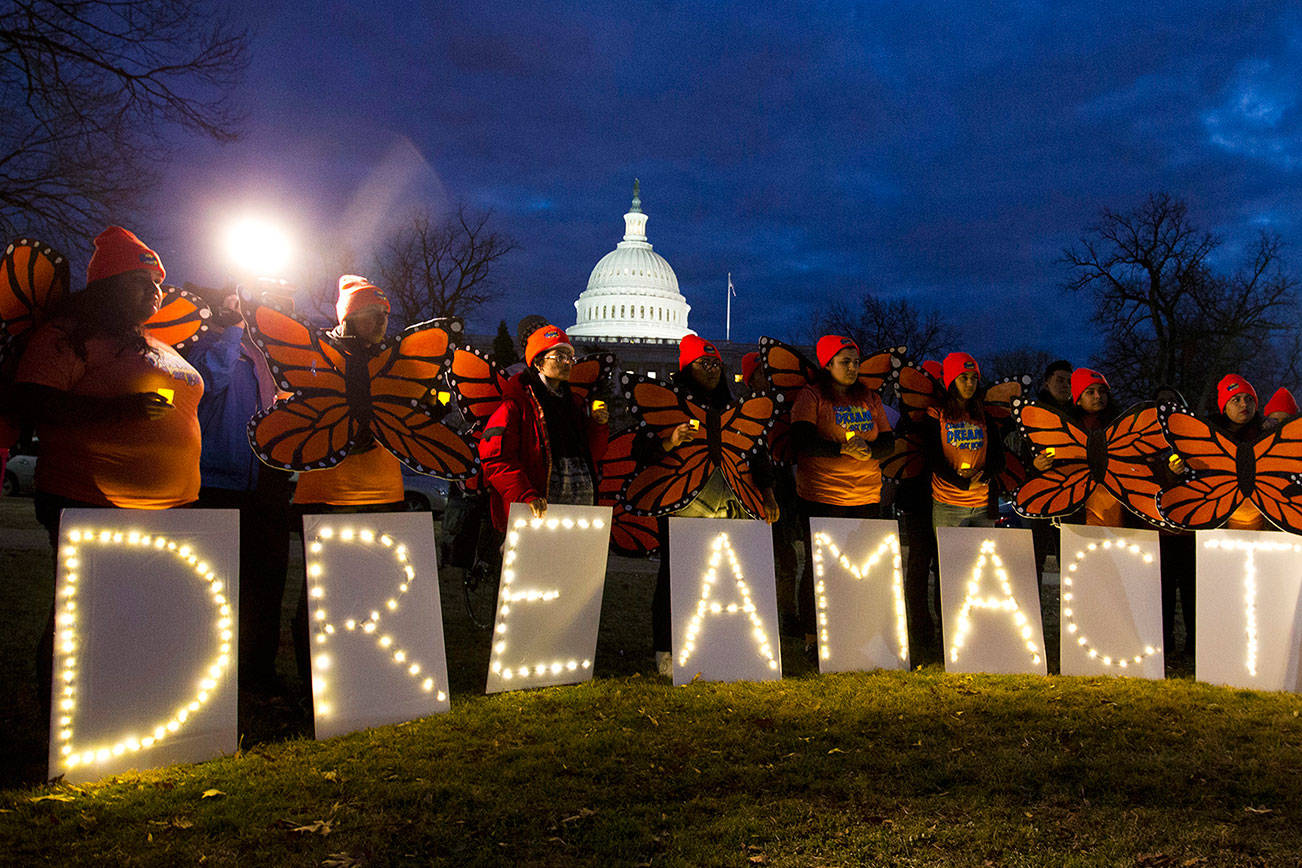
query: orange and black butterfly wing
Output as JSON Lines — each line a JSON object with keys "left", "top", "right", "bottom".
{"left": 1156, "top": 406, "right": 1244, "bottom": 529}
{"left": 0, "top": 237, "right": 69, "bottom": 367}
{"left": 444, "top": 346, "right": 511, "bottom": 429}
{"left": 1247, "top": 417, "right": 1302, "bottom": 534}
{"left": 984, "top": 374, "right": 1031, "bottom": 426}
{"left": 619, "top": 374, "right": 713, "bottom": 516}
{"left": 248, "top": 394, "right": 357, "bottom": 470}
{"left": 858, "top": 346, "right": 905, "bottom": 394}
{"left": 144, "top": 285, "right": 212, "bottom": 350}
{"left": 758, "top": 336, "right": 818, "bottom": 405}
{"left": 239, "top": 289, "right": 349, "bottom": 398}
{"left": 368, "top": 318, "right": 479, "bottom": 480}
{"left": 896, "top": 363, "right": 944, "bottom": 421}
{"left": 598, "top": 427, "right": 661, "bottom": 556}
{"left": 1100, "top": 403, "right": 1177, "bottom": 529}
{"left": 717, "top": 393, "right": 780, "bottom": 519}
{"left": 880, "top": 425, "right": 926, "bottom": 480}
{"left": 1011, "top": 397, "right": 1094, "bottom": 518}
{"left": 568, "top": 352, "right": 615, "bottom": 404}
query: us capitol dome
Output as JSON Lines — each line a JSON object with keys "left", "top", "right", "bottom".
{"left": 569, "top": 180, "right": 694, "bottom": 342}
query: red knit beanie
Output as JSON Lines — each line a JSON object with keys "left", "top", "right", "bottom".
{"left": 87, "top": 226, "right": 165, "bottom": 285}
{"left": 679, "top": 334, "right": 722, "bottom": 370}
{"left": 816, "top": 334, "right": 859, "bottom": 368}
{"left": 942, "top": 352, "right": 979, "bottom": 388}
{"left": 1216, "top": 374, "right": 1257, "bottom": 413}
{"left": 335, "top": 275, "right": 389, "bottom": 324}
{"left": 741, "top": 351, "right": 761, "bottom": 384}
{"left": 1262, "top": 387, "right": 1298, "bottom": 418}
{"left": 920, "top": 359, "right": 943, "bottom": 381}
{"left": 1071, "top": 368, "right": 1109, "bottom": 403}
{"left": 525, "top": 324, "right": 573, "bottom": 366}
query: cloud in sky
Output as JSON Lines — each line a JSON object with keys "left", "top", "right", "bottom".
{"left": 152, "top": 0, "right": 1302, "bottom": 367}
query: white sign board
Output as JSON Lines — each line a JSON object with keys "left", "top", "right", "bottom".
{"left": 1196, "top": 530, "right": 1302, "bottom": 692}
{"left": 484, "top": 503, "right": 612, "bottom": 694}
{"left": 1058, "top": 525, "right": 1164, "bottom": 679}
{"left": 49, "top": 509, "right": 239, "bottom": 782}
{"left": 669, "top": 518, "right": 782, "bottom": 686}
{"left": 302, "top": 513, "right": 451, "bottom": 739}
{"left": 937, "top": 526, "right": 1046, "bottom": 676}
{"left": 809, "top": 517, "right": 909, "bottom": 672}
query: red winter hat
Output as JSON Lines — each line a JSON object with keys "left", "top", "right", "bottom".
{"left": 741, "top": 351, "right": 761, "bottom": 384}
{"left": 920, "top": 359, "right": 943, "bottom": 381}
{"left": 335, "top": 275, "right": 389, "bottom": 324}
{"left": 1262, "top": 387, "right": 1298, "bottom": 418}
{"left": 525, "top": 324, "right": 573, "bottom": 366}
{"left": 1071, "top": 368, "right": 1109, "bottom": 403}
{"left": 942, "top": 352, "right": 979, "bottom": 388}
{"left": 679, "top": 334, "right": 722, "bottom": 370}
{"left": 87, "top": 226, "right": 165, "bottom": 285}
{"left": 1216, "top": 374, "right": 1257, "bottom": 413}
{"left": 816, "top": 334, "right": 859, "bottom": 368}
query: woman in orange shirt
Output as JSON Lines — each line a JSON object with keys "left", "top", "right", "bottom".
{"left": 1168, "top": 374, "right": 1265, "bottom": 531}
{"left": 790, "top": 335, "right": 895, "bottom": 655}
{"left": 1030, "top": 368, "right": 1125, "bottom": 527}
{"left": 921, "top": 352, "right": 1004, "bottom": 529}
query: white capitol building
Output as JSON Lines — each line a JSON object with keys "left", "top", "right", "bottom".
{"left": 569, "top": 181, "right": 694, "bottom": 342}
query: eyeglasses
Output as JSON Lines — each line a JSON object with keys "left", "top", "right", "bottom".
{"left": 544, "top": 351, "right": 575, "bottom": 364}
{"left": 693, "top": 357, "right": 722, "bottom": 370}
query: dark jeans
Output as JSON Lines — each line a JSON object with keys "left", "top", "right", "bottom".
{"left": 796, "top": 497, "right": 881, "bottom": 636}
{"left": 198, "top": 475, "right": 292, "bottom": 690}
{"left": 1160, "top": 532, "right": 1196, "bottom": 657}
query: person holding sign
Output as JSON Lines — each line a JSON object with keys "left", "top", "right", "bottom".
{"left": 478, "top": 323, "right": 610, "bottom": 534}
{"left": 921, "top": 352, "right": 1004, "bottom": 529}
{"left": 790, "top": 334, "right": 895, "bottom": 654}
{"left": 11, "top": 227, "right": 203, "bottom": 726}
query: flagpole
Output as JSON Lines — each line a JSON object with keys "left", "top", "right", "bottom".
{"left": 726, "top": 272, "right": 732, "bottom": 342}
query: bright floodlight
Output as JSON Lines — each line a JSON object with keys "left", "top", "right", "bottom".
{"left": 223, "top": 218, "right": 292, "bottom": 278}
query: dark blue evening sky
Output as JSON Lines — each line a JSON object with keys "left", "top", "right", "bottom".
{"left": 148, "top": 1, "right": 1302, "bottom": 367}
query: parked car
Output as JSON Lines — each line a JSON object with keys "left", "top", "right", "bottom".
{"left": 401, "top": 469, "right": 450, "bottom": 516}
{"left": 2, "top": 451, "right": 37, "bottom": 497}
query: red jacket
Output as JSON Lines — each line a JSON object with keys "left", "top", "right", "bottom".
{"left": 478, "top": 370, "right": 609, "bottom": 532}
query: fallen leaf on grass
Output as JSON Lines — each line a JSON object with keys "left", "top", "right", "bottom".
{"left": 291, "top": 819, "right": 333, "bottom": 835}
{"left": 748, "top": 856, "right": 767, "bottom": 864}
{"left": 321, "top": 770, "right": 339, "bottom": 782}
{"left": 322, "top": 854, "right": 361, "bottom": 867}
{"left": 561, "top": 808, "right": 596, "bottom": 824}
{"left": 28, "top": 795, "right": 74, "bottom": 803}
{"left": 1244, "top": 805, "right": 1273, "bottom": 814}
{"left": 827, "top": 748, "right": 844, "bottom": 754}
{"left": 201, "top": 789, "right": 225, "bottom": 799}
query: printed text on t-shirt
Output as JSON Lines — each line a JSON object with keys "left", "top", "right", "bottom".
{"left": 945, "top": 421, "right": 984, "bottom": 450}
{"left": 835, "top": 405, "right": 876, "bottom": 433}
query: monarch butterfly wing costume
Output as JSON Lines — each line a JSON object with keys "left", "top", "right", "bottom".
{"left": 597, "top": 427, "right": 661, "bottom": 556}
{"left": 857, "top": 346, "right": 906, "bottom": 394}
{"left": 1156, "top": 406, "right": 1246, "bottom": 530}
{"left": 896, "top": 362, "right": 945, "bottom": 421}
{"left": 758, "top": 335, "right": 819, "bottom": 467}
{"left": 367, "top": 318, "right": 479, "bottom": 480}
{"left": 567, "top": 352, "right": 615, "bottom": 404}
{"left": 1099, "top": 403, "right": 1178, "bottom": 529}
{"left": 0, "top": 238, "right": 70, "bottom": 370}
{"left": 445, "top": 346, "right": 512, "bottom": 430}
{"left": 1011, "top": 397, "right": 1095, "bottom": 518}
{"left": 879, "top": 363, "right": 944, "bottom": 481}
{"left": 240, "top": 291, "right": 358, "bottom": 470}
{"left": 715, "top": 393, "right": 780, "bottom": 519}
{"left": 618, "top": 374, "right": 714, "bottom": 516}
{"left": 143, "top": 285, "right": 212, "bottom": 350}
{"left": 1246, "top": 417, "right": 1302, "bottom": 534}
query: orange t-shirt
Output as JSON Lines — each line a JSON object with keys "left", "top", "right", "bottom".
{"left": 1084, "top": 486, "right": 1124, "bottom": 527}
{"left": 931, "top": 409, "right": 989, "bottom": 508}
{"left": 16, "top": 322, "right": 203, "bottom": 508}
{"left": 293, "top": 444, "right": 403, "bottom": 506}
{"left": 791, "top": 384, "right": 892, "bottom": 506}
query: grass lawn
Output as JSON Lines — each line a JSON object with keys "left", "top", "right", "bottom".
{"left": 3, "top": 497, "right": 1299, "bottom": 865}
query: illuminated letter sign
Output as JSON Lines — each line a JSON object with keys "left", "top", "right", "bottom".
{"left": 302, "top": 513, "right": 451, "bottom": 738}
{"left": 937, "top": 527, "right": 1046, "bottom": 675}
{"left": 669, "top": 518, "right": 782, "bottom": 686}
{"left": 49, "top": 509, "right": 239, "bottom": 782}
{"left": 1058, "top": 526, "right": 1163, "bottom": 679}
{"left": 809, "top": 517, "right": 909, "bottom": 672}
{"left": 1197, "top": 530, "right": 1302, "bottom": 692}
{"left": 484, "top": 503, "right": 612, "bottom": 694}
